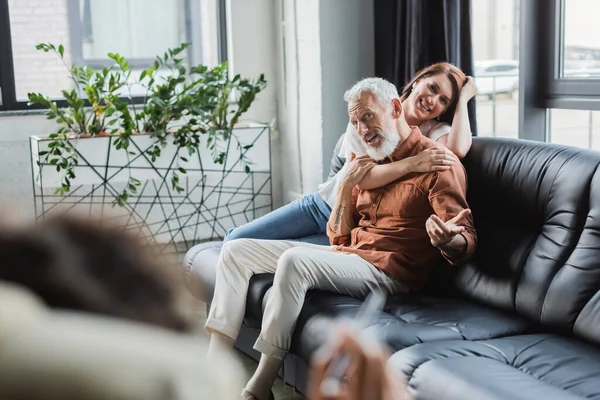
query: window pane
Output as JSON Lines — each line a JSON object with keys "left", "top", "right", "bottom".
{"left": 7, "top": 0, "right": 219, "bottom": 101}
{"left": 472, "top": 0, "right": 520, "bottom": 139}
{"left": 562, "top": 0, "right": 600, "bottom": 78}
{"left": 547, "top": 109, "right": 600, "bottom": 150}
{"left": 80, "top": 0, "right": 185, "bottom": 61}
{"left": 8, "top": 0, "right": 74, "bottom": 101}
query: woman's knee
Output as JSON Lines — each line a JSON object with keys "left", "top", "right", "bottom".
{"left": 223, "top": 220, "right": 265, "bottom": 241}
{"left": 223, "top": 227, "right": 244, "bottom": 242}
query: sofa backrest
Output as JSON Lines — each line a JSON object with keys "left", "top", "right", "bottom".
{"left": 459, "top": 137, "right": 600, "bottom": 346}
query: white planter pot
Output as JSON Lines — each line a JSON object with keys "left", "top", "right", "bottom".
{"left": 30, "top": 125, "right": 272, "bottom": 247}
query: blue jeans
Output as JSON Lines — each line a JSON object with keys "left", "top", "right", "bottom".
{"left": 225, "top": 192, "right": 332, "bottom": 245}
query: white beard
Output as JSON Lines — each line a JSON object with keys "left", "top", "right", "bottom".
{"left": 365, "top": 121, "right": 400, "bottom": 161}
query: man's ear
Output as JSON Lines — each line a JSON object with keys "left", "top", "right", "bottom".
{"left": 391, "top": 98, "right": 403, "bottom": 119}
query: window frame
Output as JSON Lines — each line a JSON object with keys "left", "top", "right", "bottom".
{"left": 518, "top": 0, "right": 600, "bottom": 143}
{"left": 0, "top": 0, "right": 227, "bottom": 112}
{"left": 543, "top": 0, "right": 600, "bottom": 110}
{"left": 518, "top": 0, "right": 550, "bottom": 141}
{"left": 0, "top": 0, "right": 17, "bottom": 111}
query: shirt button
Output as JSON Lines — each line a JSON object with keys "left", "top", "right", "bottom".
{"left": 372, "top": 204, "right": 376, "bottom": 208}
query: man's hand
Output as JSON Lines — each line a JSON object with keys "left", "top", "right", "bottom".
{"left": 341, "top": 153, "right": 375, "bottom": 190}
{"left": 426, "top": 209, "right": 471, "bottom": 250}
{"left": 410, "top": 147, "right": 457, "bottom": 173}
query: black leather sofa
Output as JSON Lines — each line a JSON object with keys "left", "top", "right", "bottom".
{"left": 183, "top": 136, "right": 600, "bottom": 399}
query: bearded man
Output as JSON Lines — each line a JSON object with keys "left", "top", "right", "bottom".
{"left": 204, "top": 77, "right": 477, "bottom": 400}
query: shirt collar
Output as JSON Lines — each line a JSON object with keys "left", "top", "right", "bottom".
{"left": 387, "top": 126, "right": 423, "bottom": 162}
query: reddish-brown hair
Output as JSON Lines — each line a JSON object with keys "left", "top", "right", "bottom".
{"left": 400, "top": 62, "right": 467, "bottom": 125}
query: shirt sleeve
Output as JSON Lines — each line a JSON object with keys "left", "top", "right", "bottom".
{"left": 339, "top": 123, "right": 368, "bottom": 159}
{"left": 426, "top": 122, "right": 452, "bottom": 142}
{"left": 427, "top": 166, "right": 477, "bottom": 265}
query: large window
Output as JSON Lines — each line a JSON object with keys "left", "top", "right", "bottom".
{"left": 472, "top": 0, "right": 520, "bottom": 139}
{"left": 517, "top": 0, "right": 600, "bottom": 149}
{"left": 560, "top": 0, "right": 600, "bottom": 79}
{"left": 0, "top": 0, "right": 225, "bottom": 110}
{"left": 544, "top": 0, "right": 600, "bottom": 150}
{"left": 472, "top": 0, "right": 600, "bottom": 150}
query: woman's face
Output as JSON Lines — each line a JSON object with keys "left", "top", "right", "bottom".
{"left": 405, "top": 74, "right": 454, "bottom": 123}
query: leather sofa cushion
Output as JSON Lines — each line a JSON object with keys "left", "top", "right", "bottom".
{"left": 284, "top": 290, "right": 535, "bottom": 363}
{"left": 245, "top": 274, "right": 275, "bottom": 326}
{"left": 398, "top": 357, "right": 584, "bottom": 400}
{"left": 389, "top": 333, "right": 600, "bottom": 400}
{"left": 183, "top": 242, "right": 223, "bottom": 303}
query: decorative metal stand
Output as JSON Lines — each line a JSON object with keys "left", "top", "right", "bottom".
{"left": 30, "top": 126, "right": 272, "bottom": 253}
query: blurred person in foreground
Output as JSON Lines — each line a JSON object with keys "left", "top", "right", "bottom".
{"left": 0, "top": 214, "right": 246, "bottom": 400}
{"left": 0, "top": 214, "right": 408, "bottom": 400}
{"left": 0, "top": 214, "right": 190, "bottom": 331}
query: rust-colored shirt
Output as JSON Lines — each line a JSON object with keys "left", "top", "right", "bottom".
{"left": 327, "top": 127, "right": 477, "bottom": 290}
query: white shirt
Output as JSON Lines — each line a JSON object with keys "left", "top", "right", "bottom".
{"left": 318, "top": 120, "right": 451, "bottom": 208}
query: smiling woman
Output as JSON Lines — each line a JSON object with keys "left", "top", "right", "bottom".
{"left": 400, "top": 62, "right": 467, "bottom": 126}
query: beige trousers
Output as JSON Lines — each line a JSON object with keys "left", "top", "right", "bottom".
{"left": 205, "top": 239, "right": 407, "bottom": 359}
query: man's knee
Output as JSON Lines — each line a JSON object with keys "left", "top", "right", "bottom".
{"left": 276, "top": 248, "right": 313, "bottom": 285}
{"left": 219, "top": 238, "right": 253, "bottom": 267}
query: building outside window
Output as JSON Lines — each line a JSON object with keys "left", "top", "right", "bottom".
{"left": 2, "top": 0, "right": 223, "bottom": 106}
{"left": 472, "top": 0, "right": 520, "bottom": 139}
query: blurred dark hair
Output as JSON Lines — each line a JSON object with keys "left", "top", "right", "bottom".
{"left": 0, "top": 215, "right": 191, "bottom": 332}
{"left": 400, "top": 62, "right": 468, "bottom": 125}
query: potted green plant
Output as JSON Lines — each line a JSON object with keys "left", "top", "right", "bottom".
{"left": 29, "top": 42, "right": 267, "bottom": 207}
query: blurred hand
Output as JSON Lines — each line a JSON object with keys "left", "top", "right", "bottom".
{"left": 460, "top": 76, "right": 477, "bottom": 101}
{"left": 411, "top": 147, "right": 457, "bottom": 173}
{"left": 308, "top": 325, "right": 410, "bottom": 400}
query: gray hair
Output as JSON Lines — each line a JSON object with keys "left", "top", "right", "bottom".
{"left": 343, "top": 77, "right": 399, "bottom": 108}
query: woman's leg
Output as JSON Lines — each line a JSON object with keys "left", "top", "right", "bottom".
{"left": 224, "top": 192, "right": 332, "bottom": 242}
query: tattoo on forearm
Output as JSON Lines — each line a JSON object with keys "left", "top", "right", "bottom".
{"left": 333, "top": 206, "right": 345, "bottom": 233}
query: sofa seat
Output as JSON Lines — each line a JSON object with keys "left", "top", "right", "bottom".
{"left": 290, "top": 291, "right": 536, "bottom": 363}
{"left": 388, "top": 333, "right": 600, "bottom": 400}
{"left": 184, "top": 242, "right": 536, "bottom": 364}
